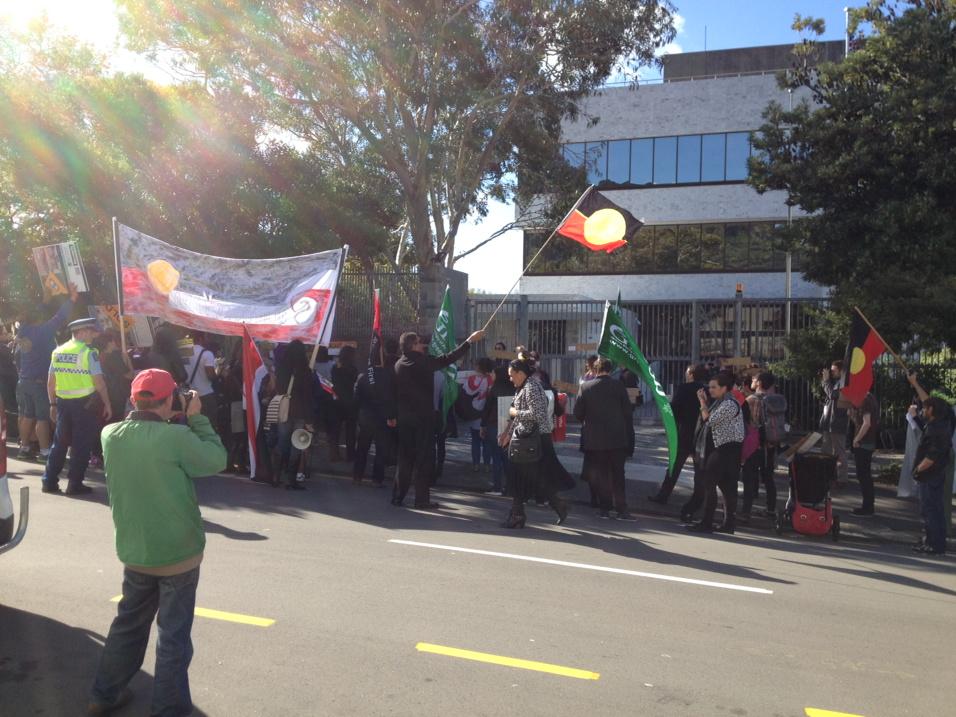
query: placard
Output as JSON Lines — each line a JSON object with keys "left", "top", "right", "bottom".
{"left": 32, "top": 241, "right": 88, "bottom": 296}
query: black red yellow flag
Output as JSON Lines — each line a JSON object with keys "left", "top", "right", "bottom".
{"left": 555, "top": 187, "right": 642, "bottom": 254}
{"left": 841, "top": 312, "right": 887, "bottom": 407}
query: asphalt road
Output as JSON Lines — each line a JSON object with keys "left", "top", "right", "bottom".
{"left": 2, "top": 452, "right": 955, "bottom": 717}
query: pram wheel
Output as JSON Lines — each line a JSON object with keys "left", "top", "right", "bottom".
{"left": 831, "top": 515, "right": 840, "bottom": 542}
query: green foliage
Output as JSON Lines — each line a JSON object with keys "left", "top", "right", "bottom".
{"left": 771, "top": 307, "right": 849, "bottom": 389}
{"left": 116, "top": 0, "right": 675, "bottom": 269}
{"left": 0, "top": 23, "right": 402, "bottom": 311}
{"left": 749, "top": 1, "right": 956, "bottom": 353}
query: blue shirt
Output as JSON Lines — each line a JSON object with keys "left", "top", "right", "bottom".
{"left": 15, "top": 301, "right": 73, "bottom": 380}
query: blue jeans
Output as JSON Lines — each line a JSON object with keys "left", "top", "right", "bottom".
{"left": 92, "top": 566, "right": 200, "bottom": 716}
{"left": 470, "top": 429, "right": 493, "bottom": 467}
{"left": 44, "top": 396, "right": 99, "bottom": 488}
{"left": 492, "top": 445, "right": 509, "bottom": 492}
{"left": 919, "top": 475, "right": 947, "bottom": 552}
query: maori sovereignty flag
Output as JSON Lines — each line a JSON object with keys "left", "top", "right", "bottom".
{"left": 116, "top": 223, "right": 345, "bottom": 343}
{"left": 555, "top": 186, "right": 643, "bottom": 254}
{"left": 841, "top": 311, "right": 887, "bottom": 408}
{"left": 598, "top": 301, "right": 678, "bottom": 475}
{"left": 241, "top": 325, "right": 267, "bottom": 478}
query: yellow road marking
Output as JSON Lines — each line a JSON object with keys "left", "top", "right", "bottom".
{"left": 415, "top": 642, "right": 600, "bottom": 681}
{"left": 806, "top": 709, "right": 866, "bottom": 717}
{"left": 110, "top": 596, "right": 275, "bottom": 627}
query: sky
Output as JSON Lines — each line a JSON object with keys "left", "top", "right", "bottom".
{"left": 1, "top": 0, "right": 853, "bottom": 292}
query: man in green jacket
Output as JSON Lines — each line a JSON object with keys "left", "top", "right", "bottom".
{"left": 89, "top": 369, "right": 226, "bottom": 716}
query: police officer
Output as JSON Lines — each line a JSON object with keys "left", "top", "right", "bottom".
{"left": 43, "top": 318, "right": 112, "bottom": 495}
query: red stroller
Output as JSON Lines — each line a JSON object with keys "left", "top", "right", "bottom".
{"left": 775, "top": 451, "right": 840, "bottom": 541}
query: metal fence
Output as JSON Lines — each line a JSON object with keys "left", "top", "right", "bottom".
{"left": 469, "top": 296, "right": 832, "bottom": 429}
{"left": 332, "top": 271, "right": 420, "bottom": 346}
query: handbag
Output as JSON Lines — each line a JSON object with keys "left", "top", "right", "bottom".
{"left": 266, "top": 374, "right": 294, "bottom": 425}
{"left": 508, "top": 423, "right": 541, "bottom": 464}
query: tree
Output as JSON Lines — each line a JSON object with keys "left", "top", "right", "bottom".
{"left": 0, "top": 23, "right": 402, "bottom": 309}
{"left": 749, "top": 1, "right": 956, "bottom": 367}
{"left": 117, "top": 0, "right": 675, "bottom": 271}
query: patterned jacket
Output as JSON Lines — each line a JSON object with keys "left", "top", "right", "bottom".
{"left": 708, "top": 396, "right": 745, "bottom": 447}
{"left": 511, "top": 376, "right": 549, "bottom": 438}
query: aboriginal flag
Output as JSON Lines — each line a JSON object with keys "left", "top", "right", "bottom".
{"left": 555, "top": 186, "right": 643, "bottom": 253}
{"left": 841, "top": 312, "right": 887, "bottom": 408}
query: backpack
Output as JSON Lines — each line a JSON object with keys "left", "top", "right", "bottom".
{"left": 454, "top": 384, "right": 483, "bottom": 421}
{"left": 758, "top": 393, "right": 788, "bottom": 445}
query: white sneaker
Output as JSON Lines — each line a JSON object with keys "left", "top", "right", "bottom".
{"left": 295, "top": 472, "right": 306, "bottom": 483}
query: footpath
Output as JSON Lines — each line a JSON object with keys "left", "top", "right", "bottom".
{"left": 320, "top": 424, "right": 950, "bottom": 548}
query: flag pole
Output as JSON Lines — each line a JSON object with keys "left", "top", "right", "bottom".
{"left": 112, "top": 217, "right": 129, "bottom": 359}
{"left": 481, "top": 186, "right": 594, "bottom": 332}
{"left": 853, "top": 306, "right": 909, "bottom": 373}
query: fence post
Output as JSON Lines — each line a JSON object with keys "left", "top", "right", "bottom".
{"left": 690, "top": 301, "right": 700, "bottom": 362}
{"left": 517, "top": 295, "right": 529, "bottom": 346}
{"left": 733, "top": 294, "right": 743, "bottom": 357}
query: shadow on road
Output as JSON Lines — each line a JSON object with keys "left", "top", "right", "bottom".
{"left": 203, "top": 518, "right": 269, "bottom": 541}
{"left": 0, "top": 605, "right": 209, "bottom": 716}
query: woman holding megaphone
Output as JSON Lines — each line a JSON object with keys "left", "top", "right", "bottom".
{"left": 274, "top": 340, "right": 317, "bottom": 490}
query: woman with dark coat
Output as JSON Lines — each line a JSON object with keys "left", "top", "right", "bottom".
{"left": 502, "top": 359, "right": 568, "bottom": 529}
{"left": 330, "top": 345, "right": 359, "bottom": 462}
{"left": 274, "top": 340, "right": 318, "bottom": 489}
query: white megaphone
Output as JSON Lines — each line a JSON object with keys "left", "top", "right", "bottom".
{"left": 291, "top": 428, "right": 313, "bottom": 451}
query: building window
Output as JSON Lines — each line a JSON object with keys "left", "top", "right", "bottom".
{"left": 677, "top": 135, "right": 701, "bottom": 184}
{"left": 584, "top": 141, "right": 607, "bottom": 184}
{"left": 725, "top": 132, "right": 751, "bottom": 181}
{"left": 701, "top": 133, "right": 726, "bottom": 182}
{"left": 653, "top": 137, "right": 677, "bottom": 184}
{"left": 630, "top": 138, "right": 653, "bottom": 185}
{"left": 561, "top": 130, "right": 753, "bottom": 187}
{"left": 607, "top": 140, "right": 630, "bottom": 183}
{"left": 525, "top": 220, "right": 790, "bottom": 276}
{"left": 562, "top": 142, "right": 585, "bottom": 169}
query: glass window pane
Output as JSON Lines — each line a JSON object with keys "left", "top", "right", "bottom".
{"left": 749, "top": 222, "right": 773, "bottom": 270}
{"left": 725, "top": 223, "right": 750, "bottom": 269}
{"left": 606, "top": 140, "right": 630, "bottom": 183}
{"left": 771, "top": 222, "right": 788, "bottom": 271}
{"left": 725, "top": 132, "right": 750, "bottom": 181}
{"left": 677, "top": 135, "right": 701, "bottom": 183}
{"left": 630, "top": 225, "right": 654, "bottom": 271}
{"left": 562, "top": 143, "right": 585, "bottom": 169}
{"left": 526, "top": 231, "right": 587, "bottom": 274}
{"left": 701, "top": 223, "right": 725, "bottom": 271}
{"left": 585, "top": 141, "right": 607, "bottom": 184}
{"left": 677, "top": 225, "right": 701, "bottom": 270}
{"left": 654, "top": 225, "right": 677, "bottom": 270}
{"left": 630, "top": 138, "right": 653, "bottom": 185}
{"left": 653, "top": 136, "right": 676, "bottom": 184}
{"left": 701, "top": 134, "right": 726, "bottom": 182}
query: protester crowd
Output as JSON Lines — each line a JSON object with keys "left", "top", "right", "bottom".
{"left": 3, "top": 291, "right": 955, "bottom": 546}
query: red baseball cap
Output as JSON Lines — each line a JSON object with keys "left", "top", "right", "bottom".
{"left": 130, "top": 369, "right": 178, "bottom": 402}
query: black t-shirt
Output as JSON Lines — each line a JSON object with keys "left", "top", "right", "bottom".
{"left": 915, "top": 418, "right": 953, "bottom": 482}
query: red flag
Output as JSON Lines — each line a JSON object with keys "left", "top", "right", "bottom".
{"left": 555, "top": 186, "right": 643, "bottom": 253}
{"left": 368, "top": 288, "right": 383, "bottom": 367}
{"left": 841, "top": 312, "right": 887, "bottom": 407}
{"left": 242, "top": 325, "right": 268, "bottom": 478}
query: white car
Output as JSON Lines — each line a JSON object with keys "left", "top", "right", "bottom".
{"left": 0, "top": 394, "right": 29, "bottom": 554}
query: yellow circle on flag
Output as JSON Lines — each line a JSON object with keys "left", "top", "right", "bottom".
{"left": 147, "top": 260, "right": 181, "bottom": 296}
{"left": 850, "top": 346, "right": 867, "bottom": 374}
{"left": 583, "top": 208, "right": 626, "bottom": 246}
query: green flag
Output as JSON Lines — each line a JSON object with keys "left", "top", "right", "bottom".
{"left": 597, "top": 301, "right": 678, "bottom": 475}
{"left": 428, "top": 285, "right": 459, "bottom": 429}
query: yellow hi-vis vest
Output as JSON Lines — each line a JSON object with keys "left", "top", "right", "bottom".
{"left": 50, "top": 338, "right": 96, "bottom": 399}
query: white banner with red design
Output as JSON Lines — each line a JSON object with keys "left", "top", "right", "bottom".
{"left": 116, "top": 223, "right": 345, "bottom": 343}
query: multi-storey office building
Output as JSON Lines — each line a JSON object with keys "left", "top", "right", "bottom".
{"left": 478, "top": 43, "right": 847, "bottom": 424}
